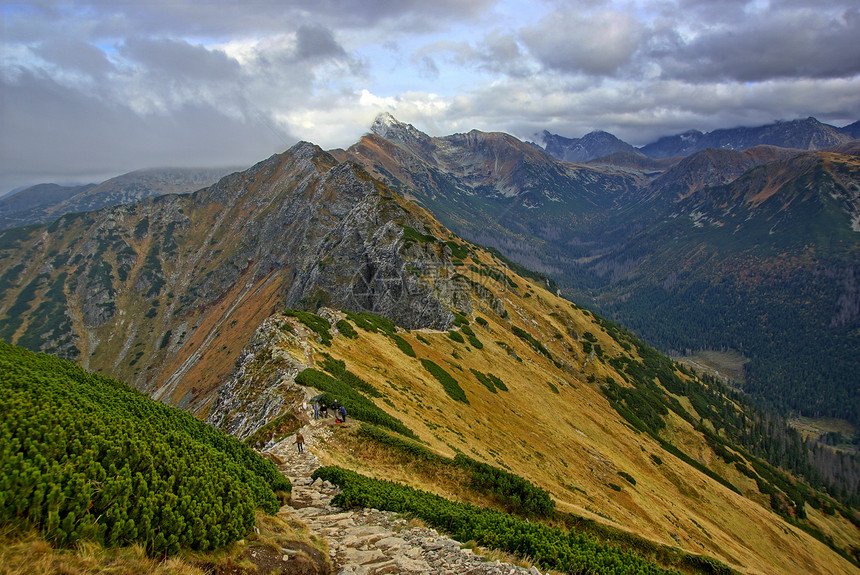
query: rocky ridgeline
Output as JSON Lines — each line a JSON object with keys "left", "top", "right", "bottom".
{"left": 269, "top": 420, "right": 547, "bottom": 575}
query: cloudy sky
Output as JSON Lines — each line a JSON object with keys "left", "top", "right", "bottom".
{"left": 2, "top": 0, "right": 859, "bottom": 194}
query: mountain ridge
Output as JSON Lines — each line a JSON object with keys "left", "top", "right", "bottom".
{"left": 0, "top": 166, "right": 241, "bottom": 230}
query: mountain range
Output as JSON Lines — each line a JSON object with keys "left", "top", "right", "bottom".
{"left": 0, "top": 114, "right": 859, "bottom": 572}
{"left": 0, "top": 166, "right": 240, "bottom": 229}
{"left": 538, "top": 116, "right": 860, "bottom": 163}
{"left": 338, "top": 114, "right": 860, "bottom": 426}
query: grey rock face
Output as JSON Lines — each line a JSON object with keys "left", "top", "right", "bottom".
{"left": 206, "top": 315, "right": 308, "bottom": 439}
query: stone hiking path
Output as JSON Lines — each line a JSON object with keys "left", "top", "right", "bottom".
{"left": 268, "top": 419, "right": 548, "bottom": 575}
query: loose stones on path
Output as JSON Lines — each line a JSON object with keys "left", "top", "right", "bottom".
{"left": 269, "top": 422, "right": 546, "bottom": 575}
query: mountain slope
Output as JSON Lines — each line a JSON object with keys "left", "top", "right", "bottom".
{"left": 589, "top": 147, "right": 860, "bottom": 423}
{"left": 349, "top": 116, "right": 860, "bottom": 428}
{"left": 201, "top": 254, "right": 860, "bottom": 574}
{"left": 0, "top": 142, "right": 470, "bottom": 413}
{"left": 335, "top": 115, "right": 645, "bottom": 282}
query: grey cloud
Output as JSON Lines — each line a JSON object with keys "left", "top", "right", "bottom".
{"left": 294, "top": 25, "right": 348, "bottom": 60}
{"left": 424, "top": 31, "right": 531, "bottom": 78}
{"left": 416, "top": 55, "right": 440, "bottom": 79}
{"left": 520, "top": 9, "right": 644, "bottom": 76}
{"left": 120, "top": 37, "right": 242, "bottom": 81}
{"left": 657, "top": 7, "right": 860, "bottom": 82}
{"left": 11, "top": 0, "right": 498, "bottom": 39}
{"left": 33, "top": 39, "right": 114, "bottom": 77}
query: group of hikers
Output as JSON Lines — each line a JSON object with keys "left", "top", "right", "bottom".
{"left": 313, "top": 398, "right": 347, "bottom": 423}
{"left": 295, "top": 397, "right": 348, "bottom": 454}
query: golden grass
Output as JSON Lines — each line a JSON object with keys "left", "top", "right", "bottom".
{"left": 304, "top": 246, "right": 860, "bottom": 575}
{"left": 0, "top": 525, "right": 204, "bottom": 575}
{"left": 0, "top": 510, "right": 332, "bottom": 575}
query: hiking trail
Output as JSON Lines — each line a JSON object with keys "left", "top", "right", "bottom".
{"left": 268, "top": 417, "right": 547, "bottom": 575}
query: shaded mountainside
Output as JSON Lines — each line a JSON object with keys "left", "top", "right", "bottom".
{"left": 335, "top": 116, "right": 644, "bottom": 282}
{"left": 595, "top": 149, "right": 860, "bottom": 423}
{"left": 0, "top": 133, "right": 859, "bottom": 573}
{"left": 638, "top": 117, "right": 854, "bottom": 159}
{"left": 0, "top": 166, "right": 238, "bottom": 229}
{"left": 646, "top": 146, "right": 803, "bottom": 202}
{"left": 0, "top": 142, "right": 469, "bottom": 414}
{"left": 0, "top": 183, "right": 97, "bottom": 228}
{"left": 539, "top": 129, "right": 639, "bottom": 163}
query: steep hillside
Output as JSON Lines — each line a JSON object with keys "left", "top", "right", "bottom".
{"left": 0, "top": 167, "right": 237, "bottom": 229}
{"left": 200, "top": 241, "right": 860, "bottom": 574}
{"left": 346, "top": 116, "right": 860, "bottom": 430}
{"left": 0, "top": 142, "right": 476, "bottom": 413}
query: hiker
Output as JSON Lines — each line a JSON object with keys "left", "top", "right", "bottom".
{"left": 295, "top": 431, "right": 305, "bottom": 454}
{"left": 338, "top": 404, "right": 347, "bottom": 423}
{"left": 313, "top": 401, "right": 319, "bottom": 420}
{"left": 320, "top": 401, "right": 328, "bottom": 418}
{"left": 332, "top": 398, "right": 340, "bottom": 417}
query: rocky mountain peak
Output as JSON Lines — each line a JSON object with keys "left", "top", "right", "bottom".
{"left": 370, "top": 113, "right": 432, "bottom": 151}
{"left": 539, "top": 129, "right": 637, "bottom": 163}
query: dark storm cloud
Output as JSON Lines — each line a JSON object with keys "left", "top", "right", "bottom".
{"left": 121, "top": 37, "right": 242, "bottom": 81}
{"left": 656, "top": 5, "right": 860, "bottom": 82}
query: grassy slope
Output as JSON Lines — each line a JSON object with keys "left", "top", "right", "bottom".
{"left": 289, "top": 238, "right": 858, "bottom": 575}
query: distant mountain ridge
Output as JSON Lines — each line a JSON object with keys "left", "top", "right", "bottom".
{"left": 538, "top": 129, "right": 639, "bottom": 163}
{"left": 0, "top": 166, "right": 241, "bottom": 229}
{"left": 538, "top": 116, "right": 858, "bottom": 162}
{"left": 638, "top": 116, "right": 854, "bottom": 158}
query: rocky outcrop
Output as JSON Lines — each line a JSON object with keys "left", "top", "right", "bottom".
{"left": 205, "top": 314, "right": 310, "bottom": 439}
